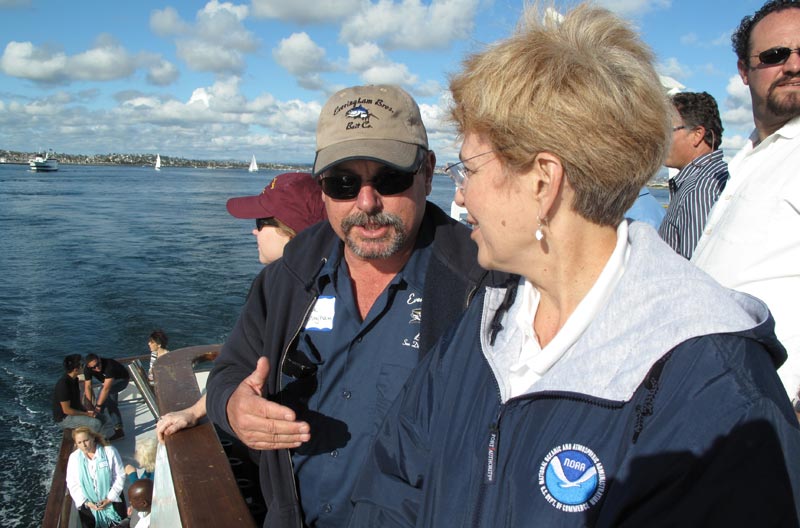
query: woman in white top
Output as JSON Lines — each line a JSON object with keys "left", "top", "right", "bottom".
{"left": 66, "top": 426, "right": 127, "bottom": 527}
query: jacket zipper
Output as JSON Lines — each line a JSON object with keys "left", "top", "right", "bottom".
{"left": 278, "top": 279, "right": 322, "bottom": 528}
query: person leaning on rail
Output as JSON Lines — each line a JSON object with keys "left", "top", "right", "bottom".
{"left": 348, "top": 4, "right": 800, "bottom": 526}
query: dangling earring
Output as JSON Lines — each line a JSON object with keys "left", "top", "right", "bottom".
{"left": 535, "top": 216, "right": 547, "bottom": 241}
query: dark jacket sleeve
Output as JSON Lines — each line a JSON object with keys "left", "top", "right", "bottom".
{"left": 348, "top": 324, "right": 460, "bottom": 527}
{"left": 205, "top": 268, "right": 271, "bottom": 437}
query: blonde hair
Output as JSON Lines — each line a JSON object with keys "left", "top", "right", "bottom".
{"left": 135, "top": 437, "right": 158, "bottom": 472}
{"left": 72, "top": 426, "right": 108, "bottom": 448}
{"left": 449, "top": 2, "right": 670, "bottom": 225}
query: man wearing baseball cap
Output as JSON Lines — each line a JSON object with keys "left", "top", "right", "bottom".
{"left": 207, "top": 85, "right": 503, "bottom": 527}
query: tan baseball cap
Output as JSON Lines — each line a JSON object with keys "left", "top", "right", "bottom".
{"left": 313, "top": 85, "right": 429, "bottom": 176}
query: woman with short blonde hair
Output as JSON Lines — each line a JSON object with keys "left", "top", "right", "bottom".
{"left": 349, "top": 4, "right": 800, "bottom": 526}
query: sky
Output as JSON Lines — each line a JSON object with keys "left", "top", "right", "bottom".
{"left": 0, "top": 0, "right": 770, "bottom": 165}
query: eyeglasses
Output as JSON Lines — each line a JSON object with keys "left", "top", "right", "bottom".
{"left": 255, "top": 217, "right": 279, "bottom": 231}
{"left": 752, "top": 47, "right": 800, "bottom": 66}
{"left": 87, "top": 362, "right": 100, "bottom": 371}
{"left": 444, "top": 150, "right": 495, "bottom": 191}
{"left": 672, "top": 125, "right": 686, "bottom": 132}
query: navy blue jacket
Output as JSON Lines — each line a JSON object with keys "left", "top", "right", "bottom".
{"left": 206, "top": 203, "right": 502, "bottom": 528}
{"left": 349, "top": 224, "right": 800, "bottom": 527}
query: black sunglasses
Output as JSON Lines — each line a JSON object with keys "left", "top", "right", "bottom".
{"left": 255, "top": 217, "right": 279, "bottom": 231}
{"left": 753, "top": 46, "right": 800, "bottom": 66}
{"left": 318, "top": 150, "right": 426, "bottom": 200}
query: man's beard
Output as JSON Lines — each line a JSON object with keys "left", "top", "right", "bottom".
{"left": 341, "top": 211, "right": 408, "bottom": 259}
{"left": 767, "top": 73, "right": 800, "bottom": 119}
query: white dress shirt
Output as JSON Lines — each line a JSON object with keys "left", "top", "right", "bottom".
{"left": 692, "top": 116, "right": 800, "bottom": 399}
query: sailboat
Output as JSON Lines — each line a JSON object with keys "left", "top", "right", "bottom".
{"left": 155, "top": 154, "right": 162, "bottom": 171}
{"left": 248, "top": 155, "right": 258, "bottom": 173}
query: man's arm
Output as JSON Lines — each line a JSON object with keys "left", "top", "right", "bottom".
{"left": 96, "top": 377, "right": 113, "bottom": 408}
{"left": 60, "top": 400, "right": 95, "bottom": 417}
{"left": 83, "top": 379, "right": 94, "bottom": 406}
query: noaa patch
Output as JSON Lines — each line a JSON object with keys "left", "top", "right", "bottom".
{"left": 538, "top": 443, "right": 605, "bottom": 513}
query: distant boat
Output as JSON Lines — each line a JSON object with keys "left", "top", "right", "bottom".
{"left": 29, "top": 150, "right": 59, "bottom": 172}
{"left": 155, "top": 154, "right": 162, "bottom": 171}
{"left": 248, "top": 155, "right": 258, "bottom": 173}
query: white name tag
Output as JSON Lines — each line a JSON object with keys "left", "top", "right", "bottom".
{"left": 305, "top": 296, "right": 335, "bottom": 331}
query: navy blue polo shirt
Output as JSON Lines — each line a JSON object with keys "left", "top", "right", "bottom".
{"left": 284, "top": 235, "right": 432, "bottom": 527}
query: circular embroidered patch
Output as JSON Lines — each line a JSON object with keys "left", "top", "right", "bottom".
{"left": 538, "top": 443, "right": 606, "bottom": 512}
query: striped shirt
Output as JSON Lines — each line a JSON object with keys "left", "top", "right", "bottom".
{"left": 658, "top": 150, "right": 729, "bottom": 259}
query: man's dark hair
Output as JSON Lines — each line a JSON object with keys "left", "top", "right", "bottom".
{"left": 149, "top": 329, "right": 169, "bottom": 348}
{"left": 85, "top": 353, "right": 100, "bottom": 366}
{"left": 672, "top": 92, "right": 724, "bottom": 150}
{"left": 732, "top": 0, "right": 800, "bottom": 65}
{"left": 63, "top": 354, "right": 82, "bottom": 372}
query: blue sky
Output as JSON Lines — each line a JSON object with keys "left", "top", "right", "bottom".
{"left": 0, "top": 0, "right": 768, "bottom": 164}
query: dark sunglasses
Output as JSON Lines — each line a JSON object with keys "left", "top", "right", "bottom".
{"left": 87, "top": 362, "right": 100, "bottom": 370}
{"left": 753, "top": 46, "right": 800, "bottom": 66}
{"left": 255, "top": 217, "right": 279, "bottom": 231}
{"left": 318, "top": 150, "right": 426, "bottom": 200}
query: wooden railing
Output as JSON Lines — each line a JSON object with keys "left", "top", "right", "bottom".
{"left": 154, "top": 344, "right": 257, "bottom": 528}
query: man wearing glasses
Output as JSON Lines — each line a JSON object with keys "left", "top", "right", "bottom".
{"left": 207, "top": 84, "right": 500, "bottom": 528}
{"left": 658, "top": 92, "right": 729, "bottom": 260}
{"left": 82, "top": 353, "right": 130, "bottom": 441}
{"left": 692, "top": 0, "right": 800, "bottom": 401}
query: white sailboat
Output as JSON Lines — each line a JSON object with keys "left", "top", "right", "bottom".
{"left": 155, "top": 154, "right": 162, "bottom": 171}
{"left": 248, "top": 155, "right": 258, "bottom": 172}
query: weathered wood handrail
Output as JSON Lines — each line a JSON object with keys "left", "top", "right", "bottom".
{"left": 42, "top": 429, "right": 76, "bottom": 528}
{"left": 154, "top": 344, "right": 257, "bottom": 528}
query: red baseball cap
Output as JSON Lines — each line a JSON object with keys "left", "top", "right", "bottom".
{"left": 226, "top": 172, "right": 327, "bottom": 233}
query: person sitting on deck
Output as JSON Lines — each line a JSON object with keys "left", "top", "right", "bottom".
{"left": 124, "top": 437, "right": 157, "bottom": 487}
{"left": 66, "top": 426, "right": 127, "bottom": 528}
{"left": 52, "top": 353, "right": 108, "bottom": 436}
{"left": 118, "top": 478, "right": 153, "bottom": 528}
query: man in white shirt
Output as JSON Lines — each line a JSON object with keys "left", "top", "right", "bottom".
{"left": 692, "top": 0, "right": 800, "bottom": 400}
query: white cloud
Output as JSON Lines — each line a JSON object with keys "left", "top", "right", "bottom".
{"left": 596, "top": 0, "right": 671, "bottom": 17}
{"left": 146, "top": 60, "right": 180, "bottom": 86}
{"left": 150, "top": 7, "right": 190, "bottom": 37}
{"left": 273, "top": 33, "right": 330, "bottom": 76}
{"left": 69, "top": 35, "right": 138, "bottom": 81}
{"left": 0, "top": 41, "right": 68, "bottom": 83}
{"left": 250, "top": 0, "right": 361, "bottom": 23}
{"left": 340, "top": 0, "right": 479, "bottom": 50}
{"left": 679, "top": 33, "right": 697, "bottom": 46}
{"left": 721, "top": 74, "right": 753, "bottom": 135}
{"left": 345, "top": 41, "right": 419, "bottom": 87}
{"left": 657, "top": 57, "right": 691, "bottom": 80}
{"left": 0, "top": 37, "right": 142, "bottom": 84}
{"left": 153, "top": 0, "right": 259, "bottom": 74}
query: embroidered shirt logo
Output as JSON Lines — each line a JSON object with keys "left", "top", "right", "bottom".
{"left": 538, "top": 443, "right": 605, "bottom": 512}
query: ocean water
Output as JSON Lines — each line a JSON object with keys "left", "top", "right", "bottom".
{"left": 0, "top": 162, "right": 666, "bottom": 526}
